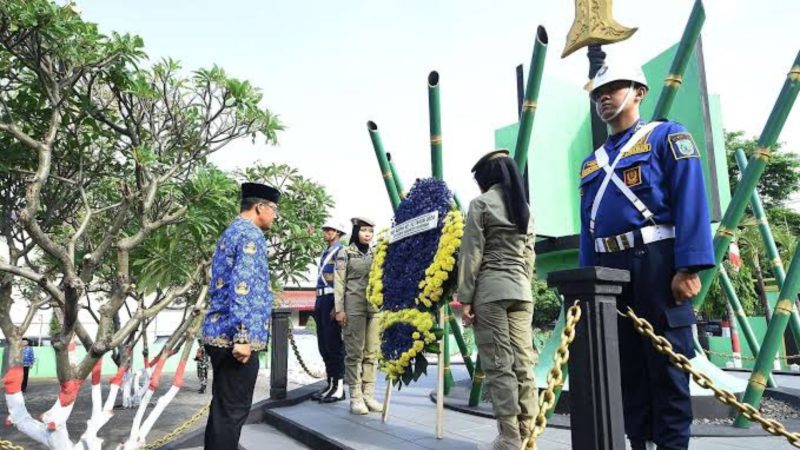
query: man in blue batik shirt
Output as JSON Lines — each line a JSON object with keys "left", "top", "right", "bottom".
{"left": 21, "top": 338, "right": 35, "bottom": 392}
{"left": 578, "top": 64, "right": 714, "bottom": 450}
{"left": 202, "top": 182, "right": 280, "bottom": 450}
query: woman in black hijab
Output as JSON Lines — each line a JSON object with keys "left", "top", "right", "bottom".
{"left": 333, "top": 217, "right": 383, "bottom": 415}
{"left": 458, "top": 149, "right": 537, "bottom": 450}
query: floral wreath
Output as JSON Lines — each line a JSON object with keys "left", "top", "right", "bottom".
{"left": 367, "top": 178, "right": 464, "bottom": 385}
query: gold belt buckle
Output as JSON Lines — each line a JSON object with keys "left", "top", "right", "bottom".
{"left": 619, "top": 233, "right": 631, "bottom": 250}
{"left": 604, "top": 237, "right": 620, "bottom": 252}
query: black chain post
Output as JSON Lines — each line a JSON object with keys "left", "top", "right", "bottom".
{"left": 270, "top": 308, "right": 291, "bottom": 400}
{"left": 548, "top": 266, "right": 630, "bottom": 450}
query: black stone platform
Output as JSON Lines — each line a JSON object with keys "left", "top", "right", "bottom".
{"left": 430, "top": 379, "right": 800, "bottom": 438}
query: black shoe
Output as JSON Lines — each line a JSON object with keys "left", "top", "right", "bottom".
{"left": 198, "top": 388, "right": 205, "bottom": 394}
{"left": 312, "top": 377, "right": 332, "bottom": 401}
{"left": 321, "top": 378, "right": 346, "bottom": 403}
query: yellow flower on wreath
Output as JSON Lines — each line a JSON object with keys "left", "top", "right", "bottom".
{"left": 367, "top": 229, "right": 390, "bottom": 309}
{"left": 416, "top": 208, "right": 464, "bottom": 307}
{"left": 378, "top": 309, "right": 438, "bottom": 379}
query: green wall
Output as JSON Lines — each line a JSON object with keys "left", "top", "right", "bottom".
{"left": 495, "top": 75, "right": 593, "bottom": 239}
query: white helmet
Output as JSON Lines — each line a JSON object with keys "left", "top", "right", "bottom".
{"left": 589, "top": 64, "right": 649, "bottom": 97}
{"left": 322, "top": 220, "right": 348, "bottom": 235}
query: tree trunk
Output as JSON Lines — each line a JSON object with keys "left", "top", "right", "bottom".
{"left": 0, "top": 272, "right": 19, "bottom": 373}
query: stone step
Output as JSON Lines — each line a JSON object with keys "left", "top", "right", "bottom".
{"left": 239, "top": 423, "right": 311, "bottom": 450}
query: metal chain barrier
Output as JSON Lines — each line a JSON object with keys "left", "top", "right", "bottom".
{"left": 144, "top": 402, "right": 210, "bottom": 450}
{"left": 287, "top": 320, "right": 326, "bottom": 379}
{"left": 703, "top": 348, "right": 800, "bottom": 362}
{"left": 622, "top": 307, "right": 800, "bottom": 449}
{"left": 527, "top": 300, "right": 582, "bottom": 450}
{"left": 0, "top": 440, "right": 24, "bottom": 450}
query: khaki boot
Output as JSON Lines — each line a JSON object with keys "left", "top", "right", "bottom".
{"left": 479, "top": 416, "right": 522, "bottom": 450}
{"left": 362, "top": 382, "right": 383, "bottom": 412}
{"left": 349, "top": 385, "right": 368, "bottom": 415}
{"left": 518, "top": 415, "right": 534, "bottom": 449}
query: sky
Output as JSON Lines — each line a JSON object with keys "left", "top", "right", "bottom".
{"left": 73, "top": 0, "right": 800, "bottom": 228}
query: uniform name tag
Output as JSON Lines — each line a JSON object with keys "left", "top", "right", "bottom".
{"left": 390, "top": 211, "right": 439, "bottom": 243}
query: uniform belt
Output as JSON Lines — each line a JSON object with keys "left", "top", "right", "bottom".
{"left": 594, "top": 224, "right": 675, "bottom": 254}
{"left": 317, "top": 287, "right": 334, "bottom": 296}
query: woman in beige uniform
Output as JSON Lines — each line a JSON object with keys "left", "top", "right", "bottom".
{"left": 334, "top": 217, "right": 383, "bottom": 415}
{"left": 458, "top": 149, "right": 536, "bottom": 450}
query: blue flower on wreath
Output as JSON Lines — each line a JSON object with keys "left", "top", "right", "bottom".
{"left": 381, "top": 322, "right": 416, "bottom": 367}
{"left": 381, "top": 178, "right": 453, "bottom": 311}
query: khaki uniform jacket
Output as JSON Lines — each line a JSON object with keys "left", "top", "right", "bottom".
{"left": 457, "top": 185, "right": 535, "bottom": 306}
{"left": 334, "top": 244, "right": 378, "bottom": 316}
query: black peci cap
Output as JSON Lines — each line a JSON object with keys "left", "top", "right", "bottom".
{"left": 241, "top": 182, "right": 281, "bottom": 204}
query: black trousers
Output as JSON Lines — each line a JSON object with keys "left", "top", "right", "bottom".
{"left": 597, "top": 238, "right": 694, "bottom": 450}
{"left": 204, "top": 345, "right": 259, "bottom": 450}
{"left": 22, "top": 366, "right": 30, "bottom": 392}
{"left": 313, "top": 294, "right": 344, "bottom": 379}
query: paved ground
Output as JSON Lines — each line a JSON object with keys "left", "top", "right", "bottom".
{"left": 0, "top": 371, "right": 264, "bottom": 449}
{"left": 6, "top": 333, "right": 800, "bottom": 449}
{"left": 179, "top": 424, "right": 312, "bottom": 450}
{"left": 263, "top": 365, "right": 800, "bottom": 450}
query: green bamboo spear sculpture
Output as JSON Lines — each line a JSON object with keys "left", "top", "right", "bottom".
{"left": 386, "top": 153, "right": 406, "bottom": 199}
{"left": 429, "top": 71, "right": 444, "bottom": 180}
{"left": 650, "top": 0, "right": 705, "bottom": 120}
{"left": 735, "top": 149, "right": 800, "bottom": 349}
{"left": 719, "top": 266, "right": 776, "bottom": 388}
{"left": 367, "top": 121, "right": 402, "bottom": 210}
{"left": 426, "top": 70, "right": 453, "bottom": 393}
{"left": 694, "top": 51, "right": 800, "bottom": 311}
{"left": 733, "top": 54, "right": 800, "bottom": 428}
{"left": 736, "top": 241, "right": 800, "bottom": 427}
{"left": 426, "top": 70, "right": 476, "bottom": 393}
{"left": 468, "top": 356, "right": 484, "bottom": 406}
{"left": 513, "top": 26, "right": 548, "bottom": 170}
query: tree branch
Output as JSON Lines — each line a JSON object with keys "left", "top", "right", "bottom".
{"left": 0, "top": 122, "right": 45, "bottom": 151}
{"left": 117, "top": 205, "right": 188, "bottom": 251}
{"left": 68, "top": 182, "right": 93, "bottom": 261}
{"left": 80, "top": 198, "right": 130, "bottom": 283}
{"left": 0, "top": 262, "right": 65, "bottom": 303}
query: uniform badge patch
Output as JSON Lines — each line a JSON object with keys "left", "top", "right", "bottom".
{"left": 581, "top": 160, "right": 600, "bottom": 178}
{"left": 668, "top": 132, "right": 700, "bottom": 160}
{"left": 623, "top": 166, "right": 642, "bottom": 187}
{"left": 243, "top": 241, "right": 257, "bottom": 255}
{"left": 623, "top": 131, "right": 653, "bottom": 158}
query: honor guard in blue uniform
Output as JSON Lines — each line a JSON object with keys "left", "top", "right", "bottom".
{"left": 578, "top": 64, "right": 715, "bottom": 450}
{"left": 312, "top": 220, "right": 348, "bottom": 403}
{"left": 202, "top": 182, "right": 280, "bottom": 450}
